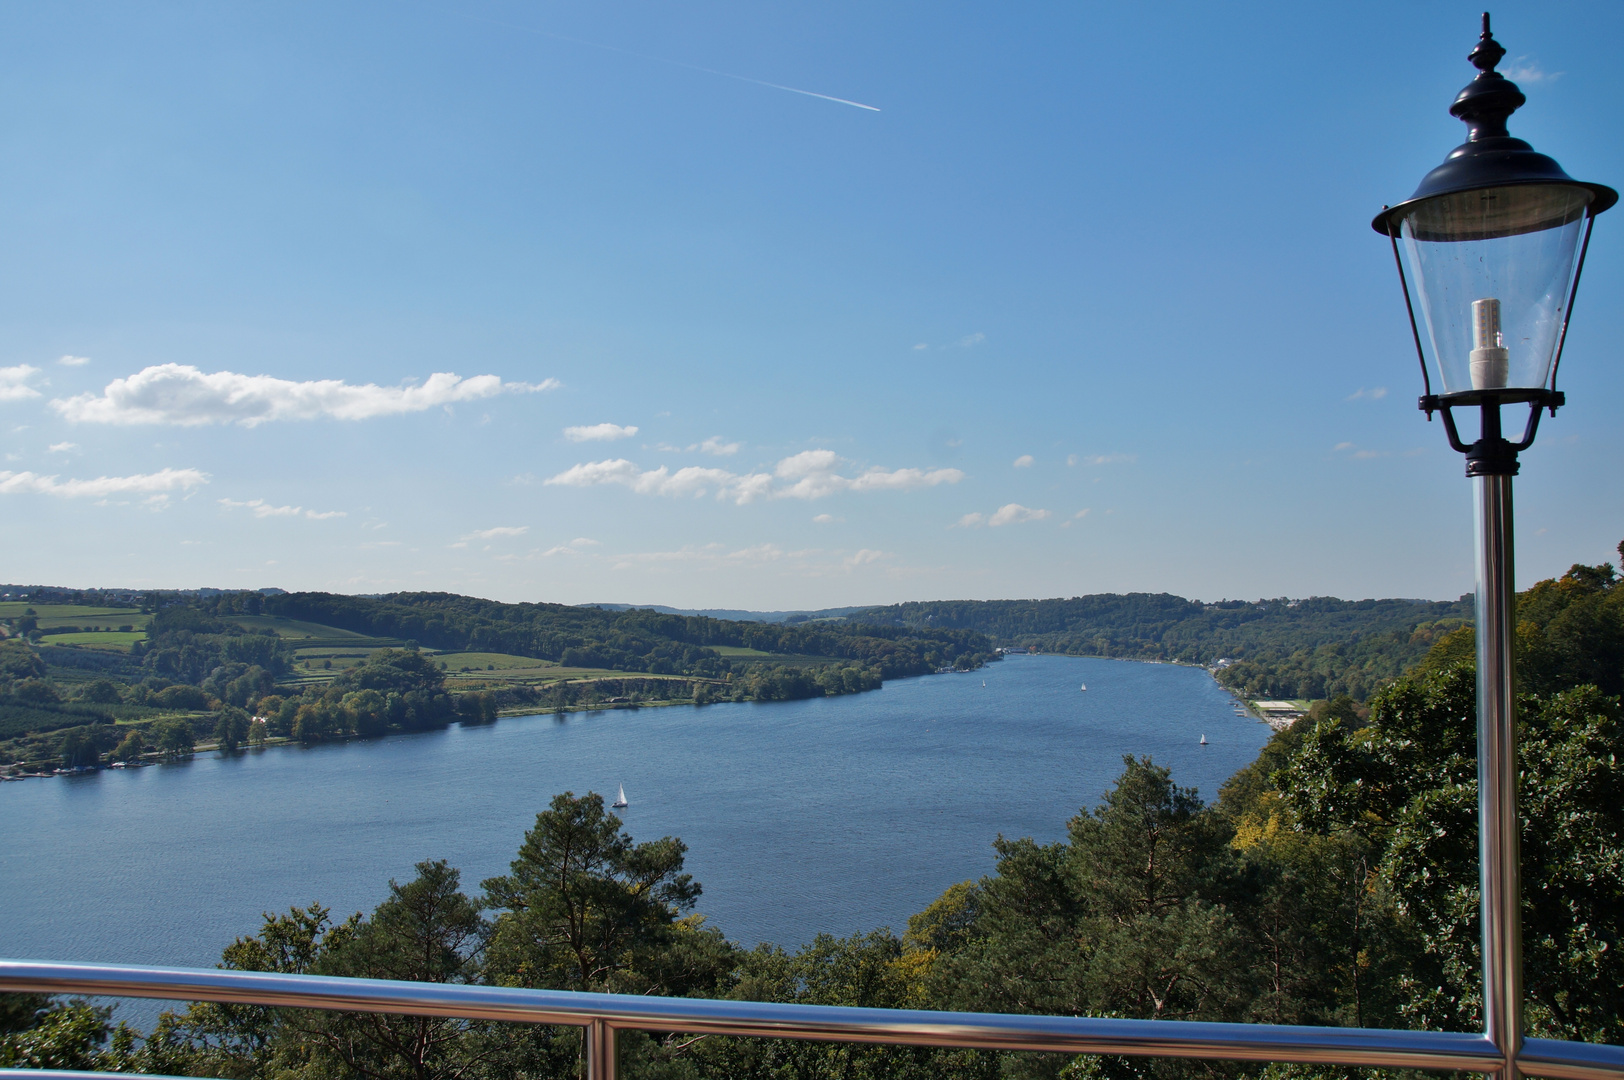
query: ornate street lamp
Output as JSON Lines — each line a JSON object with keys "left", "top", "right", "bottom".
{"left": 1373, "top": 14, "right": 1613, "bottom": 1076}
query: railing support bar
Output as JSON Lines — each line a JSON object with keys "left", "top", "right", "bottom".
{"left": 586, "top": 1017, "right": 617, "bottom": 1080}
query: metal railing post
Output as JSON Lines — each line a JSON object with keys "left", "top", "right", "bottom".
{"left": 585, "top": 1017, "right": 617, "bottom": 1080}
{"left": 1475, "top": 473, "right": 1522, "bottom": 1078}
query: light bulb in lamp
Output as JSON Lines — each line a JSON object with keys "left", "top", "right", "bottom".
{"left": 1471, "top": 298, "right": 1509, "bottom": 390}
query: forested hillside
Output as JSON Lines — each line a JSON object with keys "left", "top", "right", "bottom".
{"left": 0, "top": 589, "right": 992, "bottom": 770}
{"left": 858, "top": 593, "right": 1475, "bottom": 700}
{"left": 261, "top": 591, "right": 987, "bottom": 679}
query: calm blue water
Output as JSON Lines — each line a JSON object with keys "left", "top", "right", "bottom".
{"left": 1, "top": 656, "right": 1265, "bottom": 1016}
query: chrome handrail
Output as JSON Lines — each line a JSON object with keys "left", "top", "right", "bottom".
{"left": 5, "top": 960, "right": 1623, "bottom": 1080}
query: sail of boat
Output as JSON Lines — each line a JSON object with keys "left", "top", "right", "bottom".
{"left": 1199, "top": 734, "right": 1208, "bottom": 745}
{"left": 612, "top": 784, "right": 628, "bottom": 808}
{"left": 1080, "top": 683, "right": 1087, "bottom": 692}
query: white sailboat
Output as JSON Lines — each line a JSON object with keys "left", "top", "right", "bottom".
{"left": 1080, "top": 683, "right": 1087, "bottom": 692}
{"left": 982, "top": 680, "right": 986, "bottom": 687}
{"left": 1199, "top": 734, "right": 1208, "bottom": 745}
{"left": 612, "top": 784, "right": 628, "bottom": 808}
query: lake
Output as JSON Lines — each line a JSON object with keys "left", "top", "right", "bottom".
{"left": 0, "top": 655, "right": 1268, "bottom": 1018}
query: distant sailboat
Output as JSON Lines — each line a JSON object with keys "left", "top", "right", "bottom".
{"left": 612, "top": 784, "right": 628, "bottom": 808}
{"left": 982, "top": 680, "right": 986, "bottom": 687}
{"left": 1080, "top": 683, "right": 1087, "bottom": 692}
{"left": 1199, "top": 734, "right": 1208, "bottom": 745}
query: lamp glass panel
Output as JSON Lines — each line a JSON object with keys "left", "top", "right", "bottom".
{"left": 1400, "top": 184, "right": 1591, "bottom": 395}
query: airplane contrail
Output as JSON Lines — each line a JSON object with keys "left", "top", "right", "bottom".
{"left": 416, "top": 4, "right": 881, "bottom": 112}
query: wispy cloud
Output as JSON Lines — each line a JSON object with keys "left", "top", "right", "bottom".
{"left": 546, "top": 450, "right": 962, "bottom": 505}
{"left": 53, "top": 364, "right": 557, "bottom": 426}
{"left": 655, "top": 437, "right": 741, "bottom": 456}
{"left": 1069, "top": 452, "right": 1135, "bottom": 466}
{"left": 989, "top": 503, "right": 1050, "bottom": 526}
{"left": 844, "top": 548, "right": 886, "bottom": 567}
{"left": 564, "top": 422, "right": 638, "bottom": 442}
{"left": 48, "top": 442, "right": 77, "bottom": 453}
{"left": 220, "top": 497, "right": 346, "bottom": 520}
{"left": 1333, "top": 441, "right": 1356, "bottom": 451}
{"left": 1346, "top": 387, "right": 1388, "bottom": 402}
{"left": 57, "top": 355, "right": 90, "bottom": 367}
{"left": 0, "top": 365, "right": 42, "bottom": 402}
{"left": 912, "top": 333, "right": 985, "bottom": 352}
{"left": 465, "top": 525, "right": 529, "bottom": 540}
{"left": 1013, "top": 454, "right": 1034, "bottom": 468}
{"left": 1, "top": 466, "right": 208, "bottom": 498}
{"left": 1502, "top": 58, "right": 1561, "bottom": 84}
{"left": 958, "top": 503, "right": 1052, "bottom": 527}
{"left": 698, "top": 436, "right": 741, "bottom": 456}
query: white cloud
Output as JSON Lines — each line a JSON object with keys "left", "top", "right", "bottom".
{"left": 773, "top": 449, "right": 962, "bottom": 499}
{"left": 220, "top": 497, "right": 347, "bottom": 520}
{"left": 52, "top": 364, "right": 557, "bottom": 426}
{"left": 1333, "top": 441, "right": 1356, "bottom": 452}
{"left": 1073, "top": 509, "right": 1090, "bottom": 519}
{"left": 912, "top": 343, "right": 928, "bottom": 351}
{"left": 988, "top": 503, "right": 1051, "bottom": 526}
{"left": 546, "top": 451, "right": 959, "bottom": 505}
{"left": 698, "top": 436, "right": 741, "bottom": 456}
{"left": 1502, "top": 58, "right": 1561, "bottom": 84}
{"left": 958, "top": 332, "right": 986, "bottom": 348}
{"left": 465, "top": 525, "right": 529, "bottom": 540}
{"left": 0, "top": 365, "right": 42, "bottom": 402}
{"left": 1346, "top": 387, "right": 1388, "bottom": 402}
{"left": 57, "top": 355, "right": 90, "bottom": 367}
{"left": 957, "top": 505, "right": 1052, "bottom": 527}
{"left": 1, "top": 466, "right": 208, "bottom": 498}
{"left": 564, "top": 422, "right": 639, "bottom": 442}
{"left": 845, "top": 548, "right": 885, "bottom": 567}
{"left": 1013, "top": 454, "right": 1034, "bottom": 468}
{"left": 1070, "top": 452, "right": 1136, "bottom": 466}
{"left": 813, "top": 513, "right": 838, "bottom": 523}
{"left": 48, "top": 442, "right": 77, "bottom": 453}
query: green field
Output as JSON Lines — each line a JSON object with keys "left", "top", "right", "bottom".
{"left": 438, "top": 651, "right": 559, "bottom": 672}
{"left": 223, "top": 614, "right": 402, "bottom": 645}
{"left": 41, "top": 631, "right": 144, "bottom": 652}
{"left": 709, "top": 645, "right": 774, "bottom": 657}
{"left": 0, "top": 603, "right": 144, "bottom": 620}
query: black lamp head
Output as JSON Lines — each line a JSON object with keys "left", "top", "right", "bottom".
{"left": 1372, "top": 13, "right": 1616, "bottom": 237}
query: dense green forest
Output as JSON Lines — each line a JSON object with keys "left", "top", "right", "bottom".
{"left": 6, "top": 551, "right": 1624, "bottom": 1079}
{"left": 258, "top": 591, "right": 988, "bottom": 680}
{"left": 856, "top": 593, "right": 1477, "bottom": 701}
{"left": 0, "top": 591, "right": 992, "bottom": 769}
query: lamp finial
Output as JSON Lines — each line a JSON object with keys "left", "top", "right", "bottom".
{"left": 1468, "top": 12, "right": 1507, "bottom": 74}
{"left": 1452, "top": 12, "right": 1523, "bottom": 141}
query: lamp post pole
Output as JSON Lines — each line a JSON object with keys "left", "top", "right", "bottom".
{"left": 1374, "top": 15, "right": 1614, "bottom": 1076}
{"left": 1474, "top": 469, "right": 1519, "bottom": 1078}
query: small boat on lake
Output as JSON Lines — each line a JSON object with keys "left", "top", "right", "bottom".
{"left": 1199, "top": 734, "right": 1208, "bottom": 745}
{"left": 612, "top": 784, "right": 628, "bottom": 809}
{"left": 1080, "top": 683, "right": 1087, "bottom": 692}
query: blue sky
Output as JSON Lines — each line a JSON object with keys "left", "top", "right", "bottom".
{"left": 1, "top": 1, "right": 1621, "bottom": 608}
